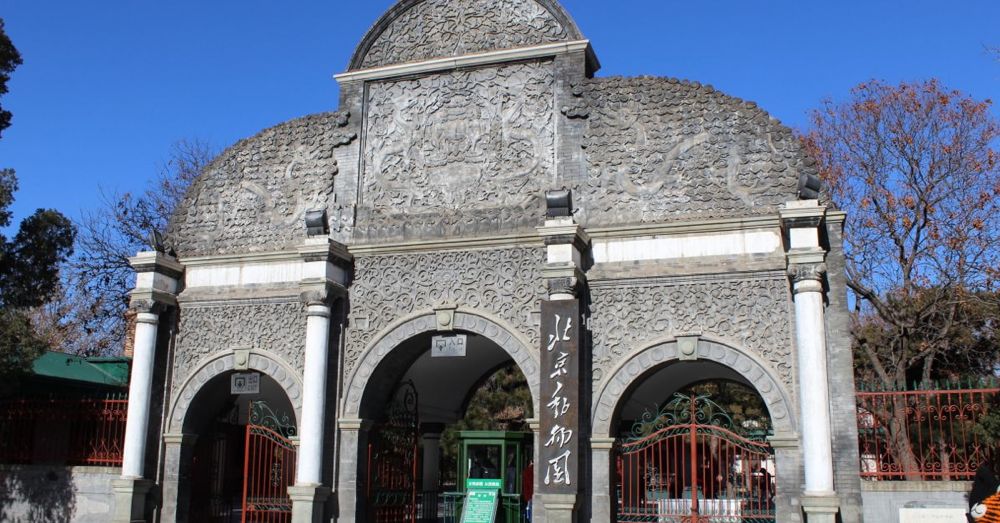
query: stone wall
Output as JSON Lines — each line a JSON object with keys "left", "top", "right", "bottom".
{"left": 0, "top": 465, "right": 119, "bottom": 523}
{"left": 861, "top": 482, "right": 971, "bottom": 523}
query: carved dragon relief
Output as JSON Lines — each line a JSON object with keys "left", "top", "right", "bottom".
{"left": 573, "top": 78, "right": 802, "bottom": 225}
{"left": 356, "top": 62, "right": 555, "bottom": 239}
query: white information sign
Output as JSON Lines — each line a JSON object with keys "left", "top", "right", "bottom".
{"left": 898, "top": 507, "right": 967, "bottom": 523}
{"left": 231, "top": 372, "right": 260, "bottom": 394}
{"left": 432, "top": 334, "right": 467, "bottom": 357}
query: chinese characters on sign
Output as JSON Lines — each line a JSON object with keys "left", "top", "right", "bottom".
{"left": 539, "top": 299, "right": 580, "bottom": 495}
{"left": 230, "top": 372, "right": 260, "bottom": 394}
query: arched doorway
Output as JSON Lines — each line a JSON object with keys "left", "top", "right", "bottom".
{"left": 614, "top": 371, "right": 775, "bottom": 522}
{"left": 352, "top": 327, "right": 536, "bottom": 523}
{"left": 591, "top": 338, "right": 798, "bottom": 523}
{"left": 179, "top": 371, "right": 297, "bottom": 523}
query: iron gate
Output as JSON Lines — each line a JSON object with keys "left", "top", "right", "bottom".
{"left": 242, "top": 401, "right": 297, "bottom": 523}
{"left": 615, "top": 394, "right": 775, "bottom": 523}
{"left": 366, "top": 380, "right": 419, "bottom": 523}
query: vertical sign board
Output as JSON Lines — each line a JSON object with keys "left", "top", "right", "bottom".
{"left": 461, "top": 478, "right": 502, "bottom": 523}
{"left": 539, "top": 299, "right": 580, "bottom": 495}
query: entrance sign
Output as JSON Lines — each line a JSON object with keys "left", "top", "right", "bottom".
{"left": 539, "top": 299, "right": 580, "bottom": 494}
{"left": 230, "top": 372, "right": 260, "bottom": 394}
{"left": 461, "top": 478, "right": 501, "bottom": 523}
{"left": 432, "top": 334, "right": 468, "bottom": 357}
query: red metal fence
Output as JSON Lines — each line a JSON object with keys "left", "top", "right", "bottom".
{"left": 0, "top": 397, "right": 128, "bottom": 466}
{"left": 856, "top": 382, "right": 998, "bottom": 480}
{"left": 241, "top": 424, "right": 296, "bottom": 523}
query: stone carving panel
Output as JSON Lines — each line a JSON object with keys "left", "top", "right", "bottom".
{"left": 357, "top": 62, "right": 554, "bottom": 240}
{"left": 172, "top": 300, "right": 307, "bottom": 393}
{"left": 168, "top": 112, "right": 355, "bottom": 256}
{"left": 357, "top": 0, "right": 571, "bottom": 69}
{"left": 577, "top": 77, "right": 811, "bottom": 226}
{"left": 589, "top": 275, "right": 794, "bottom": 387}
{"left": 345, "top": 247, "right": 545, "bottom": 376}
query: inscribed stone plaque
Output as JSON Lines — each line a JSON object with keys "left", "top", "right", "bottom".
{"left": 539, "top": 299, "right": 580, "bottom": 495}
{"left": 898, "top": 508, "right": 967, "bottom": 522}
{"left": 230, "top": 372, "right": 260, "bottom": 394}
{"left": 432, "top": 334, "right": 468, "bottom": 357}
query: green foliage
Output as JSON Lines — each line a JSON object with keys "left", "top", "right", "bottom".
{"left": 0, "top": 18, "right": 22, "bottom": 138}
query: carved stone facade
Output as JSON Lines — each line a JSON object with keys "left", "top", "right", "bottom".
{"left": 589, "top": 273, "right": 795, "bottom": 388}
{"left": 576, "top": 77, "right": 816, "bottom": 227}
{"left": 167, "top": 112, "right": 355, "bottom": 256}
{"left": 344, "top": 247, "right": 545, "bottom": 377}
{"left": 143, "top": 1, "right": 863, "bottom": 522}
{"left": 353, "top": 0, "right": 575, "bottom": 69}
{"left": 356, "top": 61, "right": 554, "bottom": 241}
{"left": 172, "top": 300, "right": 308, "bottom": 394}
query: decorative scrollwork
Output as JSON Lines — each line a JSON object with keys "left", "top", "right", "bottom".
{"left": 249, "top": 400, "right": 297, "bottom": 439}
{"left": 627, "top": 393, "right": 736, "bottom": 442}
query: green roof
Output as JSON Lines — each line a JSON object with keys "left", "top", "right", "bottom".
{"left": 31, "top": 351, "right": 130, "bottom": 388}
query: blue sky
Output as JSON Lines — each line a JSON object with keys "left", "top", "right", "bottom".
{"left": 1, "top": 0, "right": 997, "bottom": 229}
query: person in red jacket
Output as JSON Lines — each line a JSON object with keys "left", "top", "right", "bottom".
{"left": 522, "top": 459, "right": 534, "bottom": 521}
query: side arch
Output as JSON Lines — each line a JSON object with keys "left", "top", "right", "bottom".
{"left": 592, "top": 336, "right": 796, "bottom": 437}
{"left": 341, "top": 308, "right": 539, "bottom": 418}
{"left": 168, "top": 349, "right": 304, "bottom": 432}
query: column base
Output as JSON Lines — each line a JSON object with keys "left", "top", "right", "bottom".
{"left": 801, "top": 493, "right": 840, "bottom": 523}
{"left": 538, "top": 493, "right": 576, "bottom": 523}
{"left": 112, "top": 478, "right": 154, "bottom": 523}
{"left": 289, "top": 484, "right": 331, "bottom": 523}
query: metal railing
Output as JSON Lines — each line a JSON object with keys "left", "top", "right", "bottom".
{"left": 0, "top": 396, "right": 128, "bottom": 466}
{"left": 856, "top": 380, "right": 998, "bottom": 480}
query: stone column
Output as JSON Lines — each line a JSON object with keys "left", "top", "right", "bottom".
{"left": 159, "top": 433, "right": 197, "bottom": 523}
{"left": 780, "top": 201, "right": 839, "bottom": 523}
{"left": 115, "top": 251, "right": 182, "bottom": 523}
{"left": 536, "top": 211, "right": 590, "bottom": 523}
{"left": 292, "top": 239, "right": 351, "bottom": 523}
{"left": 590, "top": 437, "right": 615, "bottom": 523}
{"left": 768, "top": 432, "right": 804, "bottom": 523}
{"left": 336, "top": 418, "right": 373, "bottom": 523}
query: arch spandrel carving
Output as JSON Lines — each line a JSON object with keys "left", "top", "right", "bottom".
{"left": 349, "top": 0, "right": 583, "bottom": 71}
{"left": 592, "top": 338, "right": 796, "bottom": 438}
{"left": 168, "top": 350, "right": 304, "bottom": 433}
{"left": 341, "top": 309, "right": 540, "bottom": 419}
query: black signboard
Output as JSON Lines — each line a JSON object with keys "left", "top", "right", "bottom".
{"left": 538, "top": 299, "right": 580, "bottom": 495}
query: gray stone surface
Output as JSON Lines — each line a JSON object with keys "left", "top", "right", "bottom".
{"left": 0, "top": 465, "right": 119, "bottom": 523}
{"left": 588, "top": 273, "right": 795, "bottom": 389}
{"left": 576, "top": 76, "right": 816, "bottom": 227}
{"left": 349, "top": 0, "right": 581, "bottom": 70}
{"left": 356, "top": 61, "right": 556, "bottom": 241}
{"left": 862, "top": 482, "right": 971, "bottom": 523}
{"left": 167, "top": 112, "right": 354, "bottom": 257}
{"left": 172, "top": 299, "right": 308, "bottom": 394}
{"left": 344, "top": 247, "right": 545, "bottom": 377}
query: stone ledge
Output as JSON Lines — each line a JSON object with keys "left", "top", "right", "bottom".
{"left": 861, "top": 480, "right": 972, "bottom": 493}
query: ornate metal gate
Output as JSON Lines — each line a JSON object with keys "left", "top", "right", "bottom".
{"left": 615, "top": 394, "right": 776, "bottom": 522}
{"left": 242, "top": 401, "right": 297, "bottom": 523}
{"left": 366, "top": 380, "right": 419, "bottom": 523}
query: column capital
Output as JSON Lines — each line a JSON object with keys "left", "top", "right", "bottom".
{"left": 129, "top": 250, "right": 183, "bottom": 311}
{"left": 338, "top": 417, "right": 374, "bottom": 431}
{"left": 297, "top": 238, "right": 353, "bottom": 267}
{"left": 788, "top": 263, "right": 827, "bottom": 285}
{"left": 300, "top": 281, "right": 347, "bottom": 308}
{"left": 590, "top": 437, "right": 616, "bottom": 450}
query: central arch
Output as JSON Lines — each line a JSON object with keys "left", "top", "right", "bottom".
{"left": 342, "top": 308, "right": 540, "bottom": 419}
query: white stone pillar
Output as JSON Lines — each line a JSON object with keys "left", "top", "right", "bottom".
{"left": 121, "top": 309, "right": 160, "bottom": 479}
{"left": 115, "top": 250, "right": 183, "bottom": 523}
{"left": 791, "top": 264, "right": 834, "bottom": 494}
{"left": 781, "top": 201, "right": 840, "bottom": 523}
{"left": 291, "top": 239, "right": 350, "bottom": 523}
{"left": 297, "top": 300, "right": 331, "bottom": 485}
